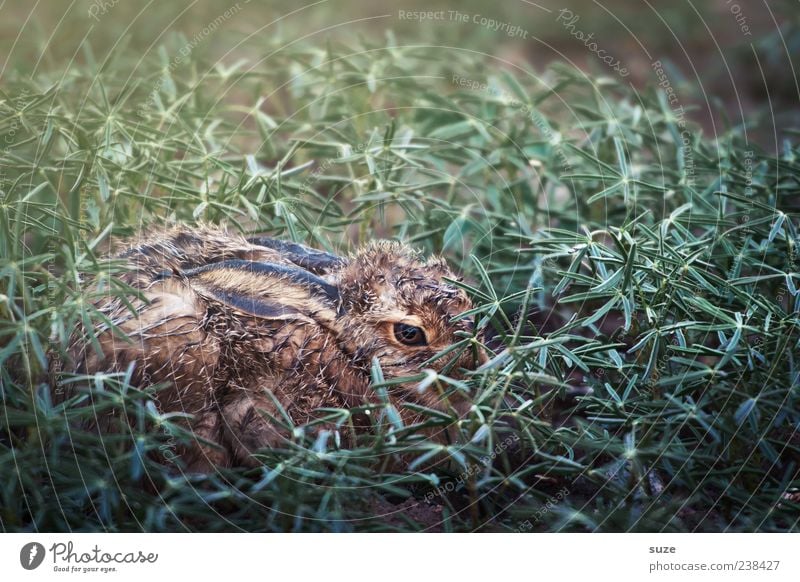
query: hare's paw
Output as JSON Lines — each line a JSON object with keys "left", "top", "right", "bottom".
{"left": 181, "top": 411, "right": 230, "bottom": 472}
{"left": 219, "top": 393, "right": 291, "bottom": 467}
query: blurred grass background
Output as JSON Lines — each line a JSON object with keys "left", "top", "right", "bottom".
{"left": 3, "top": 0, "right": 798, "bottom": 142}
{"left": 1, "top": 0, "right": 799, "bottom": 532}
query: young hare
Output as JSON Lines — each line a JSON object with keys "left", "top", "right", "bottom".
{"left": 58, "top": 225, "right": 486, "bottom": 470}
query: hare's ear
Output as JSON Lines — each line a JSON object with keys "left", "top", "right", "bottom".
{"left": 184, "top": 259, "right": 342, "bottom": 321}
{"left": 247, "top": 237, "right": 345, "bottom": 274}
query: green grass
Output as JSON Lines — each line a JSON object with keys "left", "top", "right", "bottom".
{"left": 1, "top": 31, "right": 799, "bottom": 532}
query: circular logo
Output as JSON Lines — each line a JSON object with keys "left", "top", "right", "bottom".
{"left": 20, "top": 542, "right": 46, "bottom": 570}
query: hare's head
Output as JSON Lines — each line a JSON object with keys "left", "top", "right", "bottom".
{"left": 332, "top": 241, "right": 486, "bottom": 389}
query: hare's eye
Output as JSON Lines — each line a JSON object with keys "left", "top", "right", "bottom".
{"left": 393, "top": 323, "right": 427, "bottom": 346}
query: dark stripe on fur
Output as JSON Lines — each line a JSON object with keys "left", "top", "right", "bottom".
{"left": 206, "top": 288, "right": 304, "bottom": 319}
{"left": 247, "top": 237, "right": 344, "bottom": 273}
{"left": 184, "top": 259, "right": 340, "bottom": 304}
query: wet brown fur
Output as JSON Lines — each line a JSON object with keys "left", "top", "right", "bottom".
{"left": 55, "top": 225, "right": 484, "bottom": 470}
